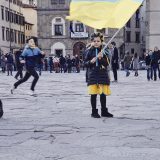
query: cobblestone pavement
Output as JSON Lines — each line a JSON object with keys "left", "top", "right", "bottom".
{"left": 0, "top": 71, "right": 160, "bottom": 160}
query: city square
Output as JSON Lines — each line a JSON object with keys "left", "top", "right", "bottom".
{"left": 0, "top": 71, "right": 160, "bottom": 160}
{"left": 1, "top": 0, "right": 160, "bottom": 159}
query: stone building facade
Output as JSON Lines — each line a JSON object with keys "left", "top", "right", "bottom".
{"left": 22, "top": 0, "right": 37, "bottom": 6}
{"left": 124, "top": 1, "right": 146, "bottom": 57}
{"left": 22, "top": 0, "right": 37, "bottom": 40}
{"left": 37, "top": 0, "right": 149, "bottom": 59}
{"left": 37, "top": 0, "right": 124, "bottom": 59}
{"left": 145, "top": 0, "right": 160, "bottom": 50}
{"left": 0, "top": 0, "right": 25, "bottom": 54}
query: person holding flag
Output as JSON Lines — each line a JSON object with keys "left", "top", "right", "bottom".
{"left": 67, "top": 0, "right": 143, "bottom": 117}
{"left": 85, "top": 32, "right": 113, "bottom": 118}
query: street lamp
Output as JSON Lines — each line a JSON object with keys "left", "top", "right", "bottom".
{"left": 123, "top": 26, "right": 126, "bottom": 58}
{"left": 19, "top": 1, "right": 22, "bottom": 48}
{"left": 9, "top": 0, "right": 12, "bottom": 52}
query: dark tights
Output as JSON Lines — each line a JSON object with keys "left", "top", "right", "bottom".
{"left": 14, "top": 68, "right": 39, "bottom": 91}
{"left": 90, "top": 94, "right": 106, "bottom": 109}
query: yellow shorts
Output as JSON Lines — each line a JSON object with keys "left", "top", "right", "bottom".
{"left": 88, "top": 84, "right": 111, "bottom": 95}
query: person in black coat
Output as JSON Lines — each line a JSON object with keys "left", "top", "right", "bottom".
{"left": 85, "top": 32, "right": 113, "bottom": 118}
{"left": 5, "top": 52, "right": 14, "bottom": 76}
{"left": 111, "top": 41, "right": 119, "bottom": 82}
{"left": 0, "top": 100, "right": 3, "bottom": 118}
{"left": 44, "top": 58, "right": 48, "bottom": 71}
{"left": 36, "top": 54, "right": 44, "bottom": 76}
{"left": 49, "top": 57, "right": 54, "bottom": 73}
{"left": 14, "top": 49, "right": 24, "bottom": 80}
{"left": 75, "top": 54, "right": 80, "bottom": 73}
{"left": 145, "top": 51, "right": 152, "bottom": 81}
{"left": 66, "top": 56, "right": 72, "bottom": 73}
{"left": 1, "top": 54, "right": 6, "bottom": 73}
{"left": 151, "top": 47, "right": 160, "bottom": 81}
{"left": 59, "top": 55, "right": 66, "bottom": 73}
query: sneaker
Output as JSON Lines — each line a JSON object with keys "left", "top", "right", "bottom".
{"left": 126, "top": 72, "right": 130, "bottom": 77}
{"left": 28, "top": 90, "right": 36, "bottom": 96}
{"left": 10, "top": 86, "right": 16, "bottom": 94}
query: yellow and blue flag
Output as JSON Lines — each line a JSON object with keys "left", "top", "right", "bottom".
{"left": 66, "top": 0, "right": 143, "bottom": 29}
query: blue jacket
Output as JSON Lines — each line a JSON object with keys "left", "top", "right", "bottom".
{"left": 20, "top": 47, "right": 43, "bottom": 69}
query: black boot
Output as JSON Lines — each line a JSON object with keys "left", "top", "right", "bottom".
{"left": 135, "top": 71, "right": 138, "bottom": 77}
{"left": 101, "top": 108, "right": 113, "bottom": 118}
{"left": 90, "top": 95, "right": 100, "bottom": 118}
{"left": 100, "top": 94, "right": 113, "bottom": 118}
{"left": 91, "top": 109, "right": 100, "bottom": 118}
{"left": 0, "top": 100, "right": 4, "bottom": 118}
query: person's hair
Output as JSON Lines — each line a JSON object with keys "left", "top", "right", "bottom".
{"left": 90, "top": 32, "right": 104, "bottom": 42}
{"left": 26, "top": 37, "right": 33, "bottom": 43}
{"left": 111, "top": 41, "right": 116, "bottom": 46}
{"left": 26, "top": 37, "right": 38, "bottom": 46}
{"left": 154, "top": 46, "right": 159, "bottom": 51}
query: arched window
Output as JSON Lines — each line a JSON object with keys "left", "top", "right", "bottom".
{"left": 51, "top": 42, "right": 66, "bottom": 57}
{"left": 52, "top": 17, "right": 65, "bottom": 36}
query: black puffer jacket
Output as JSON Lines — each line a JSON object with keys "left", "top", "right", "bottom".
{"left": 85, "top": 47, "right": 110, "bottom": 86}
{"left": 145, "top": 54, "right": 151, "bottom": 66}
{"left": 15, "top": 50, "right": 23, "bottom": 69}
{"left": 151, "top": 51, "right": 160, "bottom": 67}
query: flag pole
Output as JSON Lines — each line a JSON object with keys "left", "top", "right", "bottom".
{"left": 101, "top": 28, "right": 122, "bottom": 53}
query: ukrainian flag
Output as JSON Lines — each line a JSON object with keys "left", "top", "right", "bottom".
{"left": 66, "top": 0, "right": 143, "bottom": 29}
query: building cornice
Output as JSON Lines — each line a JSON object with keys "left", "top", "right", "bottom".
{"left": 37, "top": 8, "right": 69, "bottom": 11}
{"left": 146, "top": 34, "right": 160, "bottom": 36}
{"left": 22, "top": 3, "right": 37, "bottom": 9}
{"left": 146, "top": 10, "right": 160, "bottom": 13}
{"left": 25, "top": 21, "right": 34, "bottom": 25}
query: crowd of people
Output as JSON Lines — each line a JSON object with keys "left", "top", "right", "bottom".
{"left": 0, "top": 52, "right": 14, "bottom": 76}
{"left": 46, "top": 54, "right": 81, "bottom": 74}
{"left": 144, "top": 47, "right": 160, "bottom": 81}
{"left": 120, "top": 46, "right": 160, "bottom": 81}
{"left": 0, "top": 52, "right": 81, "bottom": 77}
{"left": 0, "top": 43, "right": 160, "bottom": 86}
{"left": 1, "top": 43, "right": 160, "bottom": 83}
